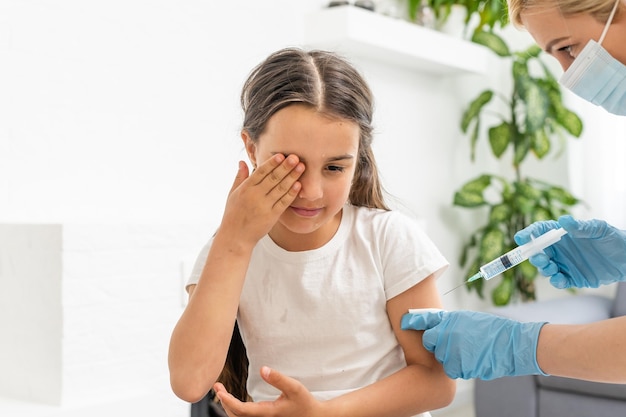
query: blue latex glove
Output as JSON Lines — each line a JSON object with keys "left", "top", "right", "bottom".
{"left": 514, "top": 215, "right": 626, "bottom": 289}
{"left": 401, "top": 310, "right": 547, "bottom": 380}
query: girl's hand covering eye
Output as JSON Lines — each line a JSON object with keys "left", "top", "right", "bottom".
{"left": 218, "top": 154, "right": 304, "bottom": 248}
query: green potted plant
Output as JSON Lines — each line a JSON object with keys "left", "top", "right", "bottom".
{"left": 453, "top": 31, "right": 584, "bottom": 305}
{"left": 406, "top": 1, "right": 585, "bottom": 305}
{"left": 407, "top": 0, "right": 507, "bottom": 33}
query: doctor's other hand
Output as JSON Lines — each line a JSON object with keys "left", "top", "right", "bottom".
{"left": 514, "top": 215, "right": 626, "bottom": 289}
{"left": 401, "top": 310, "right": 547, "bottom": 380}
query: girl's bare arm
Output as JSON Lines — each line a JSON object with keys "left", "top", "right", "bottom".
{"left": 168, "top": 155, "right": 303, "bottom": 402}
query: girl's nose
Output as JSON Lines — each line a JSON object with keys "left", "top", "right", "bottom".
{"left": 297, "top": 171, "right": 323, "bottom": 201}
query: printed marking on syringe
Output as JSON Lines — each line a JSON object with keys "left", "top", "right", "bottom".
{"left": 500, "top": 255, "right": 513, "bottom": 269}
{"left": 481, "top": 251, "right": 525, "bottom": 279}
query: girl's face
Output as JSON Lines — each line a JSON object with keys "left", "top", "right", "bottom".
{"left": 521, "top": 5, "right": 626, "bottom": 71}
{"left": 243, "top": 104, "right": 360, "bottom": 251}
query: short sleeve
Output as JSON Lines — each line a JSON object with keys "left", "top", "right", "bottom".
{"left": 186, "top": 238, "right": 213, "bottom": 289}
{"left": 380, "top": 212, "right": 448, "bottom": 300}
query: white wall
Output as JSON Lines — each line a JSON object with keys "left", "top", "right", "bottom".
{"left": 3, "top": 1, "right": 620, "bottom": 416}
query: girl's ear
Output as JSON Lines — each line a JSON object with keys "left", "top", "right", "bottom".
{"left": 241, "top": 130, "right": 257, "bottom": 168}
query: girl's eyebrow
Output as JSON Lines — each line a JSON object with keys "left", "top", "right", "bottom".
{"left": 270, "top": 152, "right": 355, "bottom": 163}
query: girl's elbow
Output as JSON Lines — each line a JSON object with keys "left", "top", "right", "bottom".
{"left": 437, "top": 377, "right": 457, "bottom": 408}
{"left": 170, "top": 374, "right": 211, "bottom": 404}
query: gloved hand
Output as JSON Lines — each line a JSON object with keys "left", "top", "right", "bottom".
{"left": 401, "top": 310, "right": 547, "bottom": 380}
{"left": 514, "top": 215, "right": 626, "bottom": 289}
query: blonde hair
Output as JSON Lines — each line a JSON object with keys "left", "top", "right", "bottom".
{"left": 508, "top": 0, "right": 623, "bottom": 28}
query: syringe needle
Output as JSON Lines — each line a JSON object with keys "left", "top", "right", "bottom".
{"left": 443, "top": 273, "right": 483, "bottom": 296}
{"left": 443, "top": 281, "right": 469, "bottom": 296}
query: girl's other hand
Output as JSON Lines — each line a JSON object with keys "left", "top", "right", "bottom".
{"left": 214, "top": 366, "right": 323, "bottom": 417}
{"left": 220, "top": 154, "right": 304, "bottom": 248}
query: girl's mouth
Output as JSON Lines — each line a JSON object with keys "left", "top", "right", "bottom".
{"left": 290, "top": 206, "right": 323, "bottom": 217}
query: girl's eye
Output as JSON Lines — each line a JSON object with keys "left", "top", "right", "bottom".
{"left": 327, "top": 165, "right": 345, "bottom": 173}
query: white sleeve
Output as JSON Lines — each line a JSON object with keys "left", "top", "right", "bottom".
{"left": 185, "top": 238, "right": 213, "bottom": 289}
{"left": 381, "top": 212, "right": 449, "bottom": 300}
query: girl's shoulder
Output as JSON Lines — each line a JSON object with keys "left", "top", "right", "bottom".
{"left": 350, "top": 205, "right": 422, "bottom": 229}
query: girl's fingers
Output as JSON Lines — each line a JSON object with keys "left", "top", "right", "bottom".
{"left": 250, "top": 153, "right": 288, "bottom": 185}
{"left": 253, "top": 154, "right": 304, "bottom": 203}
{"left": 273, "top": 180, "right": 301, "bottom": 211}
{"left": 228, "top": 161, "right": 250, "bottom": 195}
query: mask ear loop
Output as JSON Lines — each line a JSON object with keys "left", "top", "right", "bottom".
{"left": 599, "top": 0, "right": 621, "bottom": 44}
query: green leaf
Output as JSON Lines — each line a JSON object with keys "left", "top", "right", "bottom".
{"left": 557, "top": 109, "right": 583, "bottom": 137}
{"left": 546, "top": 87, "right": 565, "bottom": 117}
{"left": 407, "top": 0, "right": 422, "bottom": 21}
{"left": 515, "top": 195, "right": 536, "bottom": 214}
{"left": 517, "top": 181, "right": 543, "bottom": 200}
{"left": 531, "top": 207, "right": 552, "bottom": 222}
{"left": 531, "top": 129, "right": 550, "bottom": 158}
{"left": 547, "top": 186, "right": 579, "bottom": 205}
{"left": 466, "top": 258, "right": 484, "bottom": 299}
{"left": 488, "top": 122, "right": 511, "bottom": 158}
{"left": 471, "top": 30, "right": 511, "bottom": 57}
{"left": 453, "top": 190, "right": 486, "bottom": 207}
{"left": 524, "top": 81, "right": 550, "bottom": 133}
{"left": 480, "top": 227, "right": 506, "bottom": 262}
{"left": 521, "top": 45, "right": 542, "bottom": 59}
{"left": 461, "top": 90, "right": 493, "bottom": 133}
{"left": 453, "top": 175, "right": 492, "bottom": 207}
{"left": 492, "top": 276, "right": 513, "bottom": 306}
{"left": 512, "top": 60, "right": 530, "bottom": 82}
{"left": 519, "top": 260, "right": 538, "bottom": 280}
{"left": 489, "top": 203, "right": 510, "bottom": 223}
{"left": 513, "top": 133, "right": 530, "bottom": 164}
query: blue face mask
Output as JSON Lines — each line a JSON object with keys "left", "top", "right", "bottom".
{"left": 559, "top": 0, "right": 626, "bottom": 116}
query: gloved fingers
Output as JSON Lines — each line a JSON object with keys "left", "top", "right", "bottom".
{"left": 540, "top": 262, "right": 560, "bottom": 278}
{"left": 528, "top": 253, "right": 550, "bottom": 269}
{"left": 529, "top": 254, "right": 559, "bottom": 277}
{"left": 549, "top": 272, "right": 570, "bottom": 289}
{"left": 421, "top": 328, "right": 438, "bottom": 353}
{"left": 514, "top": 227, "right": 534, "bottom": 245}
{"left": 558, "top": 215, "right": 607, "bottom": 239}
{"left": 514, "top": 220, "right": 560, "bottom": 245}
{"left": 401, "top": 311, "right": 444, "bottom": 331}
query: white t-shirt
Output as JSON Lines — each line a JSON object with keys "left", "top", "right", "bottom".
{"left": 188, "top": 204, "right": 448, "bottom": 416}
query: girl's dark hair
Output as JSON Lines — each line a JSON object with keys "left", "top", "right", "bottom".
{"left": 241, "top": 47, "right": 388, "bottom": 211}
{"left": 218, "top": 47, "right": 388, "bottom": 402}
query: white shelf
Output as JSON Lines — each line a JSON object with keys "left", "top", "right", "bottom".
{"left": 304, "top": 5, "right": 491, "bottom": 76}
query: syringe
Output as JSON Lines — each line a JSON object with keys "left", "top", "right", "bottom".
{"left": 444, "top": 227, "right": 568, "bottom": 295}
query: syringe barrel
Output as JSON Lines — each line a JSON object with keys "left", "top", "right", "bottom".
{"left": 479, "top": 228, "right": 567, "bottom": 280}
{"left": 479, "top": 249, "right": 526, "bottom": 279}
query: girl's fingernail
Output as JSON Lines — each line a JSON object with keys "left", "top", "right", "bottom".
{"left": 261, "top": 366, "right": 271, "bottom": 378}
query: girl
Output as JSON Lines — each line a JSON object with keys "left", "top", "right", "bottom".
{"left": 169, "top": 47, "right": 455, "bottom": 417}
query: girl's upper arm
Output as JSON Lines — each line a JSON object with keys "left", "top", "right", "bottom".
{"left": 386, "top": 274, "right": 443, "bottom": 366}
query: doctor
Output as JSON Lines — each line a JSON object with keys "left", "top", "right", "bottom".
{"left": 402, "top": 0, "right": 626, "bottom": 382}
